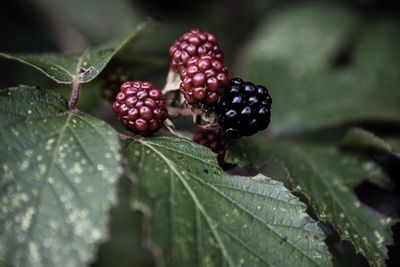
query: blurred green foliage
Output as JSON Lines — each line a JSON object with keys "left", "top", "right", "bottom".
{"left": 242, "top": 2, "right": 400, "bottom": 135}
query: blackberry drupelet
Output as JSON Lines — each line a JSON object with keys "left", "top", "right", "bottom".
{"left": 218, "top": 78, "right": 272, "bottom": 138}
{"left": 169, "top": 28, "right": 224, "bottom": 71}
{"left": 179, "top": 55, "right": 229, "bottom": 106}
{"left": 113, "top": 81, "right": 168, "bottom": 136}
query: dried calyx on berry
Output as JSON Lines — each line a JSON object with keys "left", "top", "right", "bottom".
{"left": 113, "top": 81, "right": 168, "bottom": 136}
{"left": 169, "top": 28, "right": 224, "bottom": 72}
{"left": 193, "top": 129, "right": 235, "bottom": 170}
{"left": 102, "top": 68, "right": 133, "bottom": 102}
{"left": 179, "top": 55, "right": 229, "bottom": 106}
{"left": 217, "top": 78, "right": 272, "bottom": 138}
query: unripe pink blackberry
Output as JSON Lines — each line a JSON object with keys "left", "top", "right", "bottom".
{"left": 179, "top": 55, "right": 229, "bottom": 106}
{"left": 193, "top": 129, "right": 235, "bottom": 170}
{"left": 169, "top": 28, "right": 224, "bottom": 71}
{"left": 112, "top": 81, "right": 168, "bottom": 136}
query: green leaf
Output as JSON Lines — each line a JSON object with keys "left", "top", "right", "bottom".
{"left": 31, "top": 0, "right": 142, "bottom": 43}
{"left": 242, "top": 3, "right": 359, "bottom": 72}
{"left": 340, "top": 128, "right": 398, "bottom": 156}
{"left": 354, "top": 19, "right": 400, "bottom": 75}
{"left": 241, "top": 3, "right": 400, "bottom": 134}
{"left": 0, "top": 21, "right": 150, "bottom": 84}
{"left": 0, "top": 86, "right": 121, "bottom": 267}
{"left": 123, "top": 136, "right": 332, "bottom": 267}
{"left": 227, "top": 136, "right": 395, "bottom": 267}
{"left": 387, "top": 138, "right": 400, "bottom": 152}
{"left": 340, "top": 128, "right": 400, "bottom": 188}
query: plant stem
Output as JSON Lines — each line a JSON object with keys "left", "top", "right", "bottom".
{"left": 68, "top": 53, "right": 87, "bottom": 112}
{"left": 69, "top": 80, "right": 80, "bottom": 112}
{"left": 117, "top": 132, "right": 138, "bottom": 141}
{"left": 117, "top": 132, "right": 128, "bottom": 140}
{"left": 167, "top": 106, "right": 193, "bottom": 119}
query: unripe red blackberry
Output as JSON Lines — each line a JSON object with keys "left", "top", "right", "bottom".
{"left": 112, "top": 81, "right": 168, "bottom": 136}
{"left": 218, "top": 78, "right": 272, "bottom": 138}
{"left": 193, "top": 129, "right": 235, "bottom": 170}
{"left": 102, "top": 68, "right": 133, "bottom": 102}
{"left": 179, "top": 55, "right": 229, "bottom": 106}
{"left": 169, "top": 28, "right": 224, "bottom": 71}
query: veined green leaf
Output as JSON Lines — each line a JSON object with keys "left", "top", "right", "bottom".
{"left": 227, "top": 135, "right": 396, "bottom": 267}
{"left": 0, "top": 21, "right": 150, "bottom": 84}
{"left": 0, "top": 86, "right": 121, "bottom": 267}
{"left": 123, "top": 136, "right": 332, "bottom": 267}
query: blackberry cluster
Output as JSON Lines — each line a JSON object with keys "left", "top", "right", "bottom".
{"left": 169, "top": 28, "right": 223, "bottom": 72}
{"left": 102, "top": 68, "right": 133, "bottom": 102}
{"left": 218, "top": 78, "right": 272, "bottom": 138}
{"left": 179, "top": 55, "right": 229, "bottom": 105}
{"left": 193, "top": 129, "right": 235, "bottom": 170}
{"left": 113, "top": 81, "right": 168, "bottom": 136}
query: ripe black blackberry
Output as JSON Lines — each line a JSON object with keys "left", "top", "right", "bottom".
{"left": 193, "top": 129, "right": 235, "bottom": 170}
{"left": 218, "top": 78, "right": 272, "bottom": 138}
{"left": 102, "top": 68, "right": 133, "bottom": 102}
{"left": 112, "top": 81, "right": 168, "bottom": 136}
{"left": 169, "top": 28, "right": 224, "bottom": 71}
{"left": 179, "top": 55, "right": 229, "bottom": 106}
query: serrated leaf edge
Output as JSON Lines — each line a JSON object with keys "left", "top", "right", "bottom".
{"left": 226, "top": 143, "right": 396, "bottom": 267}
{"left": 0, "top": 86, "right": 123, "bottom": 266}
{"left": 125, "top": 137, "right": 332, "bottom": 267}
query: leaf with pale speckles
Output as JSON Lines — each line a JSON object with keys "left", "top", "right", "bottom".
{"left": 227, "top": 135, "right": 396, "bottom": 267}
{"left": 0, "top": 86, "right": 122, "bottom": 267}
{"left": 0, "top": 21, "right": 150, "bottom": 84}
{"left": 123, "top": 136, "right": 332, "bottom": 267}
